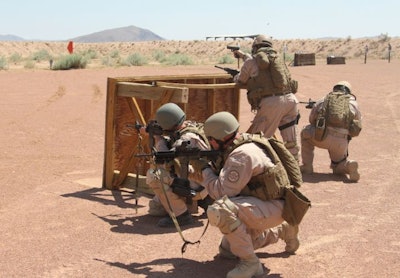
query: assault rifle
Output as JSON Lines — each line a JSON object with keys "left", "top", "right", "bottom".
{"left": 136, "top": 141, "right": 220, "bottom": 210}
{"left": 214, "top": 65, "right": 239, "bottom": 77}
{"left": 153, "top": 141, "right": 220, "bottom": 164}
{"left": 299, "top": 98, "right": 317, "bottom": 109}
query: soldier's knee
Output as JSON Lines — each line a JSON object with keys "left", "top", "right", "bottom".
{"left": 300, "top": 125, "right": 313, "bottom": 140}
{"left": 207, "top": 196, "right": 241, "bottom": 234}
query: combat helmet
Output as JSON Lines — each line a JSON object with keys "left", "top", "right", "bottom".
{"left": 333, "top": 81, "right": 352, "bottom": 94}
{"left": 252, "top": 34, "right": 273, "bottom": 48}
{"left": 155, "top": 103, "right": 186, "bottom": 130}
{"left": 204, "top": 111, "right": 239, "bottom": 141}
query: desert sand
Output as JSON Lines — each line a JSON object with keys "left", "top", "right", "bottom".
{"left": 0, "top": 43, "right": 399, "bottom": 277}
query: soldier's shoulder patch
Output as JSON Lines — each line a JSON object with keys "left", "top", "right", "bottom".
{"left": 227, "top": 170, "right": 240, "bottom": 183}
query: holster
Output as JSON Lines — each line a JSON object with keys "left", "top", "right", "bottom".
{"left": 314, "top": 116, "right": 327, "bottom": 141}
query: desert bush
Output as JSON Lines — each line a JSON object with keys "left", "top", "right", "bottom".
{"left": 52, "top": 54, "right": 88, "bottom": 70}
{"left": 79, "top": 49, "right": 98, "bottom": 59}
{"left": 378, "top": 33, "right": 390, "bottom": 42}
{"left": 31, "top": 49, "right": 51, "bottom": 62}
{"left": 0, "top": 56, "right": 8, "bottom": 70}
{"left": 164, "top": 53, "right": 193, "bottom": 65}
{"left": 101, "top": 56, "right": 117, "bottom": 67}
{"left": 122, "top": 53, "right": 148, "bottom": 66}
{"left": 109, "top": 49, "right": 120, "bottom": 59}
{"left": 152, "top": 50, "right": 166, "bottom": 62}
{"left": 8, "top": 52, "right": 22, "bottom": 64}
{"left": 218, "top": 54, "right": 235, "bottom": 64}
{"left": 24, "top": 61, "right": 35, "bottom": 69}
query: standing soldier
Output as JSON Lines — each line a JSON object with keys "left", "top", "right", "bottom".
{"left": 190, "top": 111, "right": 310, "bottom": 278}
{"left": 300, "top": 81, "right": 362, "bottom": 182}
{"left": 232, "top": 34, "right": 300, "bottom": 161}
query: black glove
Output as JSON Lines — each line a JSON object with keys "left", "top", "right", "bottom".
{"left": 171, "top": 177, "right": 196, "bottom": 198}
{"left": 145, "top": 120, "right": 163, "bottom": 136}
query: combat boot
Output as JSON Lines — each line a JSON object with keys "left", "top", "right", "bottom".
{"left": 300, "top": 164, "right": 313, "bottom": 174}
{"left": 346, "top": 160, "right": 360, "bottom": 182}
{"left": 157, "top": 210, "right": 194, "bottom": 228}
{"left": 226, "top": 254, "right": 263, "bottom": 278}
{"left": 278, "top": 222, "right": 300, "bottom": 253}
{"left": 148, "top": 198, "right": 168, "bottom": 217}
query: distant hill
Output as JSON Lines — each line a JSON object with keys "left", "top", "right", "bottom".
{"left": 0, "top": 34, "right": 25, "bottom": 41}
{"left": 69, "top": 25, "right": 165, "bottom": 43}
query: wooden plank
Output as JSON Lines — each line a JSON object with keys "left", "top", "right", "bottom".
{"left": 117, "top": 82, "right": 189, "bottom": 103}
{"left": 155, "top": 81, "right": 237, "bottom": 89}
{"left": 103, "top": 78, "right": 118, "bottom": 189}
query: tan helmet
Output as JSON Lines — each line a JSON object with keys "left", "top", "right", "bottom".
{"left": 155, "top": 103, "right": 186, "bottom": 130}
{"left": 252, "top": 34, "right": 273, "bottom": 47}
{"left": 333, "top": 81, "right": 352, "bottom": 94}
{"left": 204, "top": 111, "right": 239, "bottom": 140}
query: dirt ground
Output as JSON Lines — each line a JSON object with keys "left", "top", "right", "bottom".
{"left": 1, "top": 59, "right": 399, "bottom": 278}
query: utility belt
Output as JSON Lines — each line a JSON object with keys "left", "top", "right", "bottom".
{"left": 247, "top": 88, "right": 291, "bottom": 111}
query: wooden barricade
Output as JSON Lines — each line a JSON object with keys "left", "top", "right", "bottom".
{"left": 102, "top": 73, "right": 240, "bottom": 191}
{"left": 293, "top": 53, "right": 316, "bottom": 66}
{"left": 327, "top": 56, "right": 346, "bottom": 64}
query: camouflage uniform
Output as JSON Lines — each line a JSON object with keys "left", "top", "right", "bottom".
{"left": 201, "top": 139, "right": 298, "bottom": 259}
{"left": 146, "top": 121, "right": 210, "bottom": 226}
{"left": 234, "top": 49, "right": 299, "bottom": 160}
{"left": 300, "top": 86, "right": 362, "bottom": 182}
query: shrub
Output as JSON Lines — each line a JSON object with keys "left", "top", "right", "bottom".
{"left": 218, "top": 54, "right": 235, "bottom": 64}
{"left": 152, "top": 50, "right": 166, "bottom": 62}
{"left": 79, "top": 49, "right": 97, "bottom": 59}
{"left": 52, "top": 54, "right": 88, "bottom": 70}
{"left": 164, "top": 53, "right": 193, "bottom": 65}
{"left": 101, "top": 56, "right": 117, "bottom": 67}
{"left": 109, "top": 49, "right": 120, "bottom": 59}
{"left": 24, "top": 61, "right": 35, "bottom": 69}
{"left": 31, "top": 49, "right": 51, "bottom": 62}
{"left": 122, "top": 53, "right": 148, "bottom": 66}
{"left": 0, "top": 56, "right": 8, "bottom": 70}
{"left": 8, "top": 52, "right": 22, "bottom": 64}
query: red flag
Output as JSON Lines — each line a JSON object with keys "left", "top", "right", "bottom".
{"left": 67, "top": 41, "right": 73, "bottom": 54}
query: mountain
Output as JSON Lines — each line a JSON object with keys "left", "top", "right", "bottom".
{"left": 69, "top": 25, "right": 165, "bottom": 43}
{"left": 0, "top": 34, "right": 25, "bottom": 41}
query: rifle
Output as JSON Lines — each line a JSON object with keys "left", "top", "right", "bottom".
{"left": 214, "top": 65, "right": 239, "bottom": 77}
{"left": 136, "top": 141, "right": 220, "bottom": 211}
{"left": 299, "top": 98, "right": 317, "bottom": 109}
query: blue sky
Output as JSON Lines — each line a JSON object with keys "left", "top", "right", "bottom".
{"left": 0, "top": 0, "right": 398, "bottom": 40}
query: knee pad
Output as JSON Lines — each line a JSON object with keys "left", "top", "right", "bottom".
{"left": 207, "top": 196, "right": 241, "bottom": 234}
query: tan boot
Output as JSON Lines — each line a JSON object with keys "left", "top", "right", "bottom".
{"left": 300, "top": 164, "right": 313, "bottom": 174}
{"left": 346, "top": 160, "right": 360, "bottom": 182}
{"left": 148, "top": 198, "right": 168, "bottom": 217}
{"left": 278, "top": 222, "right": 300, "bottom": 253}
{"left": 226, "top": 254, "right": 263, "bottom": 278}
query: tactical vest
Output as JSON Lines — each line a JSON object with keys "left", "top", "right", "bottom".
{"left": 246, "top": 47, "right": 298, "bottom": 110}
{"left": 320, "top": 91, "right": 354, "bottom": 129}
{"left": 217, "top": 133, "right": 302, "bottom": 201}
{"left": 166, "top": 121, "right": 210, "bottom": 149}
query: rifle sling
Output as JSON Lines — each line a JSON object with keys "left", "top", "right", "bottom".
{"left": 156, "top": 166, "right": 209, "bottom": 255}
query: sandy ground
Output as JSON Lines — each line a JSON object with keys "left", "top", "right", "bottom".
{"left": 1, "top": 59, "right": 399, "bottom": 278}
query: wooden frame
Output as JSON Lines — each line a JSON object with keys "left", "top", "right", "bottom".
{"left": 102, "top": 73, "right": 241, "bottom": 190}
